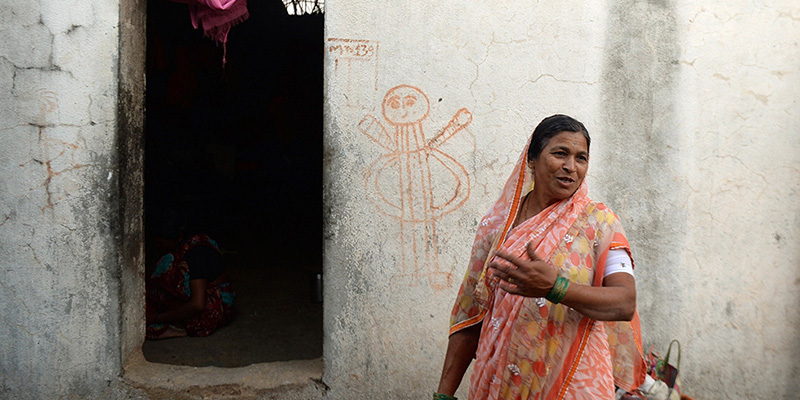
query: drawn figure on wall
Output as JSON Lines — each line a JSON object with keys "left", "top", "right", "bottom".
{"left": 359, "top": 85, "right": 472, "bottom": 289}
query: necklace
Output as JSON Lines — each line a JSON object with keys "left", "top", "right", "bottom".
{"left": 516, "top": 192, "right": 531, "bottom": 227}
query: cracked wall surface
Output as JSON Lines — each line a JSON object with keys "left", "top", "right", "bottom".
{"left": 324, "top": 0, "right": 800, "bottom": 398}
{"left": 1, "top": 0, "right": 798, "bottom": 398}
{"left": 661, "top": 2, "right": 800, "bottom": 398}
{"left": 0, "top": 0, "right": 134, "bottom": 398}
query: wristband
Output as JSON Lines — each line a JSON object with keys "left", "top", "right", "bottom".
{"left": 545, "top": 275, "right": 569, "bottom": 304}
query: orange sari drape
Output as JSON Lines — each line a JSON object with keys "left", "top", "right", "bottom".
{"left": 449, "top": 141, "right": 645, "bottom": 400}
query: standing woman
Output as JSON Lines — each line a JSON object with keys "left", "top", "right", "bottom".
{"left": 436, "top": 115, "right": 646, "bottom": 399}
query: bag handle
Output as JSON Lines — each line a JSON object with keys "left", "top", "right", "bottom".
{"left": 664, "top": 339, "right": 681, "bottom": 370}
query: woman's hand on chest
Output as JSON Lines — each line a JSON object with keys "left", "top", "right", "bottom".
{"left": 489, "top": 241, "right": 557, "bottom": 298}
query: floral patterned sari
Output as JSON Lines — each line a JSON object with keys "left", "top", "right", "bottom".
{"left": 450, "top": 140, "right": 645, "bottom": 399}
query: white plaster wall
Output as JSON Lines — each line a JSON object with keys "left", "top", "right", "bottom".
{"left": 324, "top": 1, "right": 800, "bottom": 398}
{"left": 0, "top": 1, "right": 133, "bottom": 398}
{"left": 666, "top": 2, "right": 800, "bottom": 397}
{"left": 1, "top": 0, "right": 795, "bottom": 398}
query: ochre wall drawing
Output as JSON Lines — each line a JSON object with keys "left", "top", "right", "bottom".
{"left": 327, "top": 38, "right": 379, "bottom": 108}
{"left": 18, "top": 89, "right": 84, "bottom": 212}
{"left": 360, "top": 85, "right": 472, "bottom": 289}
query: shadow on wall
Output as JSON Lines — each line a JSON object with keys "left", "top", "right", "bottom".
{"left": 598, "top": 0, "right": 695, "bottom": 392}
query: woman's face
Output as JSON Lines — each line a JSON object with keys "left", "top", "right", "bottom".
{"left": 531, "top": 130, "right": 589, "bottom": 205}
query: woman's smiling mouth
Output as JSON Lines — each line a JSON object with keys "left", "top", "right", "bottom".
{"left": 556, "top": 176, "right": 575, "bottom": 185}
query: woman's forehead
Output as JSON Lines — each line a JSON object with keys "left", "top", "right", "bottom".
{"left": 546, "top": 131, "right": 588, "bottom": 151}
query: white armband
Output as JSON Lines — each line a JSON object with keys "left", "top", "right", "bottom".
{"left": 603, "top": 249, "right": 634, "bottom": 278}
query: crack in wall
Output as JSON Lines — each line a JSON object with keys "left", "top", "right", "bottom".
{"left": 519, "top": 73, "right": 600, "bottom": 89}
{"left": 24, "top": 243, "right": 42, "bottom": 266}
{"left": 0, "top": 279, "right": 32, "bottom": 317}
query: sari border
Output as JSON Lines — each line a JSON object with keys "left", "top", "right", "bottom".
{"left": 498, "top": 153, "right": 529, "bottom": 247}
{"left": 449, "top": 309, "right": 487, "bottom": 336}
{"left": 545, "top": 318, "right": 595, "bottom": 400}
{"left": 472, "top": 149, "right": 529, "bottom": 307}
{"left": 592, "top": 231, "right": 647, "bottom": 392}
{"left": 625, "top": 312, "right": 647, "bottom": 391}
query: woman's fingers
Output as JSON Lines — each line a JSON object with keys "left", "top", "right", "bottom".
{"left": 526, "top": 241, "right": 543, "bottom": 261}
{"left": 497, "top": 279, "right": 520, "bottom": 294}
{"left": 489, "top": 259, "right": 518, "bottom": 281}
{"left": 493, "top": 249, "right": 526, "bottom": 267}
{"left": 491, "top": 248, "right": 540, "bottom": 284}
{"left": 496, "top": 243, "right": 541, "bottom": 266}
{"left": 489, "top": 243, "right": 558, "bottom": 298}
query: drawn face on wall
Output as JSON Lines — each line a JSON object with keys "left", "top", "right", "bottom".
{"left": 382, "top": 85, "right": 430, "bottom": 125}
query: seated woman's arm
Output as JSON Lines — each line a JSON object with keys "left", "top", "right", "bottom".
{"left": 489, "top": 242, "right": 636, "bottom": 322}
{"left": 152, "top": 279, "right": 208, "bottom": 324}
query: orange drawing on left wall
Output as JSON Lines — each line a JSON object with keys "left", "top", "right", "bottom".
{"left": 359, "top": 85, "right": 472, "bottom": 289}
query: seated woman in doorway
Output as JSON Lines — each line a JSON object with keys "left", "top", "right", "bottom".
{"left": 436, "top": 115, "right": 646, "bottom": 399}
{"left": 146, "top": 232, "right": 235, "bottom": 339}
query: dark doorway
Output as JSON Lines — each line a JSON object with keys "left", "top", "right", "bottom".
{"left": 142, "top": 0, "right": 323, "bottom": 367}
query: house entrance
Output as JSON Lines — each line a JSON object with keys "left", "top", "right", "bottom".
{"left": 141, "top": 0, "right": 323, "bottom": 367}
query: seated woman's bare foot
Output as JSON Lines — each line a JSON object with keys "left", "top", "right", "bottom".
{"left": 154, "top": 325, "right": 187, "bottom": 340}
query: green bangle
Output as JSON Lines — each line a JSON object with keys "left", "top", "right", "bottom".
{"left": 433, "top": 393, "right": 458, "bottom": 400}
{"left": 545, "top": 275, "right": 569, "bottom": 304}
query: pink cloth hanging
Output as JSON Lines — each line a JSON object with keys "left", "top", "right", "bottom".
{"left": 176, "top": 0, "right": 250, "bottom": 66}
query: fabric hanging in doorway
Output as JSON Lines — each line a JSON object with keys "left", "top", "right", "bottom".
{"left": 174, "top": 0, "right": 250, "bottom": 66}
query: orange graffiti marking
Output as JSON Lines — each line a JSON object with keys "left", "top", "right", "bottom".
{"left": 327, "top": 38, "right": 379, "bottom": 107}
{"left": 360, "top": 85, "right": 472, "bottom": 289}
{"left": 17, "top": 89, "right": 85, "bottom": 212}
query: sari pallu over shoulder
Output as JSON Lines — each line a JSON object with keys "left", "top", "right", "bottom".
{"left": 449, "top": 141, "right": 533, "bottom": 334}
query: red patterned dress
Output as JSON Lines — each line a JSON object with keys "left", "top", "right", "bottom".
{"left": 146, "top": 234, "right": 235, "bottom": 338}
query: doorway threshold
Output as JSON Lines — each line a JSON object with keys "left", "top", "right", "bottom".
{"left": 123, "top": 351, "right": 326, "bottom": 399}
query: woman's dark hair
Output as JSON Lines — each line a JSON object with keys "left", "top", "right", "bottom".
{"left": 527, "top": 114, "right": 590, "bottom": 162}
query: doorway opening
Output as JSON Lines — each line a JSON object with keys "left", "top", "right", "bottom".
{"left": 142, "top": 0, "right": 323, "bottom": 368}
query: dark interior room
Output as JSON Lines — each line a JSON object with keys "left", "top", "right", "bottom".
{"left": 142, "top": 0, "right": 323, "bottom": 367}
